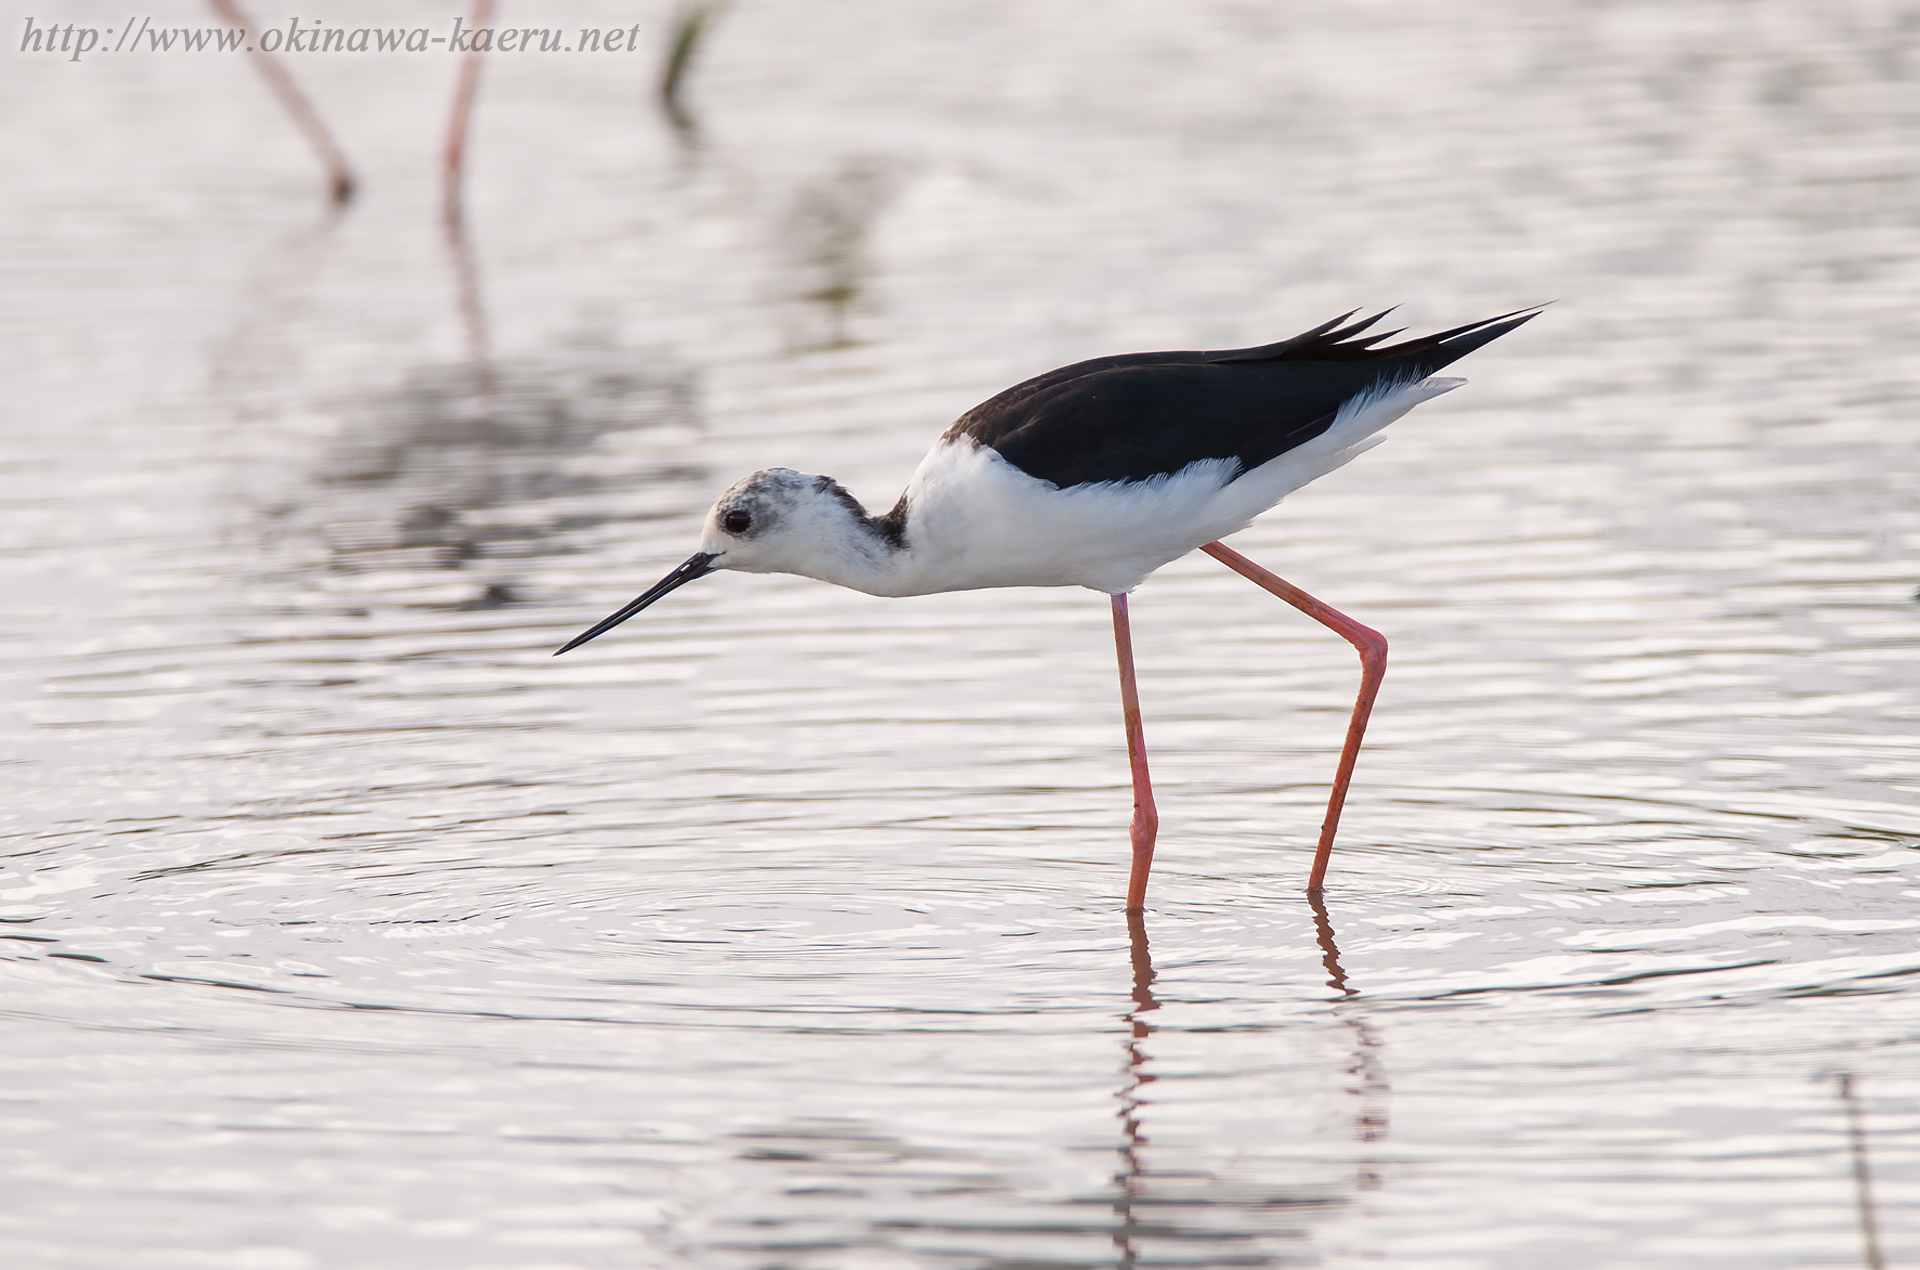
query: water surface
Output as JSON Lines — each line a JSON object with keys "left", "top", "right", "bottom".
{"left": 2, "top": 1, "right": 1917, "bottom": 1266}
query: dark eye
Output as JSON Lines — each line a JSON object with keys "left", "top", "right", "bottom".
{"left": 722, "top": 509, "right": 752, "bottom": 534}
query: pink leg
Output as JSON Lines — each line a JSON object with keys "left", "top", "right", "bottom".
{"left": 208, "top": 0, "right": 355, "bottom": 204}
{"left": 442, "top": 0, "right": 496, "bottom": 229}
{"left": 441, "top": 0, "right": 496, "bottom": 386}
{"left": 1200, "top": 542, "right": 1388, "bottom": 892}
{"left": 1111, "top": 593, "right": 1159, "bottom": 913}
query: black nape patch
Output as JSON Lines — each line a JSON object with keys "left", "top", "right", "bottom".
{"left": 815, "top": 475, "right": 909, "bottom": 550}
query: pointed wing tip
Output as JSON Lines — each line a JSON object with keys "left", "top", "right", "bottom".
{"left": 1490, "top": 301, "right": 1553, "bottom": 327}
{"left": 1426, "top": 303, "right": 1551, "bottom": 355}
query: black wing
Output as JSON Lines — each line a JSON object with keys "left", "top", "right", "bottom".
{"left": 946, "top": 307, "right": 1541, "bottom": 488}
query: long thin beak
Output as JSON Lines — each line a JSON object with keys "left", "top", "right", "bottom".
{"left": 553, "top": 551, "right": 718, "bottom": 655}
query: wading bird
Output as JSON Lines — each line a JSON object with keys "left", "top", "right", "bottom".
{"left": 557, "top": 308, "right": 1539, "bottom": 909}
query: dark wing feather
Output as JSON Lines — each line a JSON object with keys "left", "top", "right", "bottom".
{"left": 947, "top": 307, "right": 1540, "bottom": 488}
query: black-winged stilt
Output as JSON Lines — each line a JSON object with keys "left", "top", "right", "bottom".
{"left": 557, "top": 308, "right": 1539, "bottom": 910}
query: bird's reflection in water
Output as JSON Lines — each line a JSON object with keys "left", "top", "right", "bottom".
{"left": 206, "top": 203, "right": 349, "bottom": 405}
{"left": 780, "top": 158, "right": 900, "bottom": 349}
{"left": 439, "top": 115, "right": 494, "bottom": 418}
{"left": 442, "top": 206, "right": 494, "bottom": 415}
{"left": 1312, "top": 890, "right": 1390, "bottom": 1190}
{"left": 1112, "top": 900, "right": 1391, "bottom": 1264}
{"left": 1112, "top": 911, "right": 1159, "bottom": 1266}
{"left": 1834, "top": 1073, "right": 1887, "bottom": 1270}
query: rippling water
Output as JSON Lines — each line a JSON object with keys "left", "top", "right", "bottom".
{"left": 3, "top": 1, "right": 1917, "bottom": 1266}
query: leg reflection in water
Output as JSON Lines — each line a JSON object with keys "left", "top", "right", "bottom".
{"left": 1113, "top": 912, "right": 1158, "bottom": 1267}
{"left": 1312, "top": 890, "right": 1391, "bottom": 1190}
{"left": 1834, "top": 1072, "right": 1887, "bottom": 1270}
{"left": 1109, "top": 903, "right": 1395, "bottom": 1264}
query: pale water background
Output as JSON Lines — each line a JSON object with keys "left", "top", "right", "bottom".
{"left": 2, "top": 1, "right": 1918, "bottom": 1266}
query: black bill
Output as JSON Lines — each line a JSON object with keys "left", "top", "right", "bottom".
{"left": 553, "top": 551, "right": 719, "bottom": 655}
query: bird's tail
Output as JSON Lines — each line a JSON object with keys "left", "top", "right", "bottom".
{"left": 1208, "top": 304, "right": 1546, "bottom": 370}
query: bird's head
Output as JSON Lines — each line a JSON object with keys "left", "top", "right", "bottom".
{"left": 695, "top": 467, "right": 866, "bottom": 575}
{"left": 555, "top": 469, "right": 865, "bottom": 654}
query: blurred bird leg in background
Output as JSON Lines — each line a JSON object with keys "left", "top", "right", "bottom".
{"left": 442, "top": 0, "right": 495, "bottom": 402}
{"left": 206, "top": 0, "right": 356, "bottom": 204}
